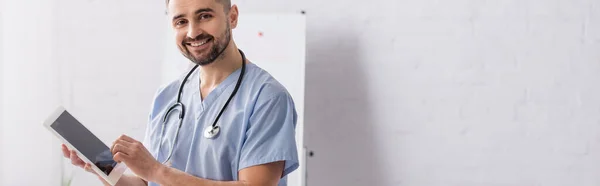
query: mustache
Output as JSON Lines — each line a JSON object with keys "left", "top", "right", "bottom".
{"left": 183, "top": 34, "right": 214, "bottom": 43}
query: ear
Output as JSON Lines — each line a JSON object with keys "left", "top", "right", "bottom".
{"left": 228, "top": 5, "right": 239, "bottom": 29}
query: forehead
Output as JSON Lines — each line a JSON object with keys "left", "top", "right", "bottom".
{"left": 167, "top": 0, "right": 223, "bottom": 15}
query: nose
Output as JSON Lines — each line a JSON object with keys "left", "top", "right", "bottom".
{"left": 186, "top": 21, "right": 202, "bottom": 40}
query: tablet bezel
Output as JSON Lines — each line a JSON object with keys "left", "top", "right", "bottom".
{"left": 43, "top": 106, "right": 127, "bottom": 186}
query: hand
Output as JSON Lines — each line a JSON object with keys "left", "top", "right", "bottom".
{"left": 111, "top": 134, "right": 163, "bottom": 182}
{"left": 61, "top": 144, "right": 111, "bottom": 186}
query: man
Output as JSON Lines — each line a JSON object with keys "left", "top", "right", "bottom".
{"left": 61, "top": 0, "right": 299, "bottom": 185}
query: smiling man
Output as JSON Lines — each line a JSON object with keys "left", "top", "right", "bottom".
{"left": 61, "top": 0, "right": 299, "bottom": 185}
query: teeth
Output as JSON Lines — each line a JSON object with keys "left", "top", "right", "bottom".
{"left": 190, "top": 39, "right": 208, "bottom": 47}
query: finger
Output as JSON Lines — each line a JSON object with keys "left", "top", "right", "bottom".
{"left": 70, "top": 150, "right": 85, "bottom": 167}
{"left": 113, "top": 152, "right": 130, "bottom": 163}
{"left": 70, "top": 150, "right": 85, "bottom": 168}
{"left": 117, "top": 134, "right": 136, "bottom": 143}
{"left": 112, "top": 143, "right": 132, "bottom": 156}
{"left": 61, "top": 144, "right": 70, "bottom": 158}
{"left": 84, "top": 163, "right": 96, "bottom": 174}
{"left": 111, "top": 139, "right": 134, "bottom": 154}
{"left": 85, "top": 163, "right": 109, "bottom": 185}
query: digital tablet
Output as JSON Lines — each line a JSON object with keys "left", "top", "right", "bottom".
{"left": 43, "top": 106, "right": 126, "bottom": 185}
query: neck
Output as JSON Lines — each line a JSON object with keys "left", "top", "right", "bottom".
{"left": 199, "top": 46, "right": 244, "bottom": 88}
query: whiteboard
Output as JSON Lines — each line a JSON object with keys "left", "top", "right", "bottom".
{"left": 162, "top": 13, "right": 307, "bottom": 186}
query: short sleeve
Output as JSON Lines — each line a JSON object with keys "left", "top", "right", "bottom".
{"left": 143, "top": 87, "right": 164, "bottom": 148}
{"left": 142, "top": 113, "right": 153, "bottom": 148}
{"left": 238, "top": 90, "right": 299, "bottom": 178}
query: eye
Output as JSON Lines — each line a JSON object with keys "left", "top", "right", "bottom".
{"left": 199, "top": 14, "right": 213, "bottom": 20}
{"left": 175, "top": 19, "right": 188, "bottom": 26}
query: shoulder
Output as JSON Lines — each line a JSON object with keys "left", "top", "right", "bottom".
{"left": 243, "top": 63, "right": 294, "bottom": 107}
{"left": 148, "top": 66, "right": 197, "bottom": 120}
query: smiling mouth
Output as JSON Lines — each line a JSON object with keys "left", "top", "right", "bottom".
{"left": 187, "top": 38, "right": 212, "bottom": 47}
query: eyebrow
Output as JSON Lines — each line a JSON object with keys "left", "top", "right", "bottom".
{"left": 172, "top": 8, "right": 214, "bottom": 21}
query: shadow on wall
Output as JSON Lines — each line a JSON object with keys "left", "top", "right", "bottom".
{"left": 304, "top": 28, "right": 383, "bottom": 185}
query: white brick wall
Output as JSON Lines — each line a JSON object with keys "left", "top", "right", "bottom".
{"left": 234, "top": 0, "right": 600, "bottom": 185}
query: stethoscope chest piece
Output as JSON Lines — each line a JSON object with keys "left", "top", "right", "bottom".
{"left": 203, "top": 125, "right": 220, "bottom": 139}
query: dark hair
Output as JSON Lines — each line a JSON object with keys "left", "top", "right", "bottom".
{"left": 165, "top": 0, "right": 231, "bottom": 12}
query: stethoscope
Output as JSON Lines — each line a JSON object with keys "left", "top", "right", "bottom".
{"left": 157, "top": 49, "right": 246, "bottom": 164}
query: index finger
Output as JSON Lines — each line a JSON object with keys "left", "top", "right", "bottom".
{"left": 112, "top": 135, "right": 135, "bottom": 153}
{"left": 116, "top": 134, "right": 135, "bottom": 143}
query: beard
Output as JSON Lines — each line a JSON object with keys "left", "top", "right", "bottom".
{"left": 180, "top": 23, "right": 232, "bottom": 66}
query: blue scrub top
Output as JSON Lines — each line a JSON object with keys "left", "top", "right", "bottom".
{"left": 142, "top": 62, "right": 299, "bottom": 186}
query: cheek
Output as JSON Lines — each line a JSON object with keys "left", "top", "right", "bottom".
{"left": 203, "top": 24, "right": 225, "bottom": 38}
{"left": 209, "top": 31, "right": 224, "bottom": 41}
{"left": 174, "top": 31, "right": 186, "bottom": 45}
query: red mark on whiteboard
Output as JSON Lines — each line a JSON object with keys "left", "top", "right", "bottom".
{"left": 258, "top": 31, "right": 264, "bottom": 37}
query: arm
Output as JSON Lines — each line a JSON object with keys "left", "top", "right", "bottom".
{"left": 112, "top": 90, "right": 298, "bottom": 186}
{"left": 113, "top": 175, "right": 148, "bottom": 186}
{"left": 152, "top": 161, "right": 285, "bottom": 186}
{"left": 110, "top": 135, "right": 285, "bottom": 186}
